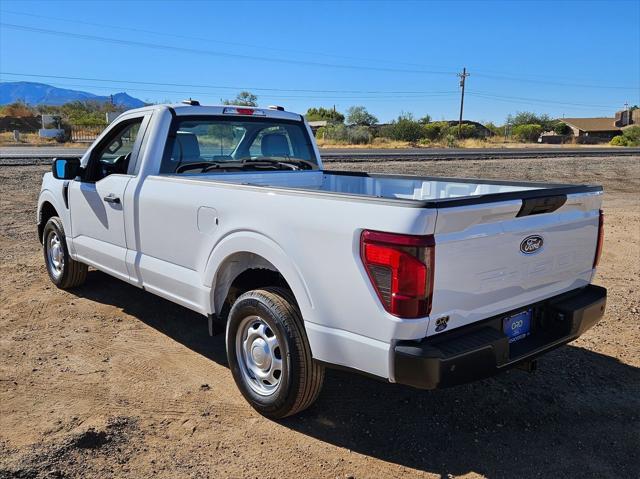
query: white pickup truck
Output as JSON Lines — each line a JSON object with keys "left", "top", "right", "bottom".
{"left": 38, "top": 103, "right": 607, "bottom": 418}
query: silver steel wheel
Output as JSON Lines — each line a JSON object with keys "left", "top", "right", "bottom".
{"left": 235, "top": 315, "right": 283, "bottom": 396}
{"left": 46, "top": 230, "right": 64, "bottom": 279}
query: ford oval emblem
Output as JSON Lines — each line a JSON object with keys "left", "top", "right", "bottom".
{"left": 520, "top": 235, "right": 544, "bottom": 254}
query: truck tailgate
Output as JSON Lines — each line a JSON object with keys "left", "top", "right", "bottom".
{"left": 428, "top": 191, "right": 602, "bottom": 336}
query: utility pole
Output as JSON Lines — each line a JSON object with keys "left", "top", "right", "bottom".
{"left": 457, "top": 67, "right": 470, "bottom": 137}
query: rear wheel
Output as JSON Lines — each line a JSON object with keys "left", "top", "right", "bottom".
{"left": 226, "top": 287, "right": 324, "bottom": 418}
{"left": 43, "top": 217, "right": 87, "bottom": 289}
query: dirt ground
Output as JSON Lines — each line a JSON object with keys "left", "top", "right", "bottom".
{"left": 1, "top": 156, "right": 638, "bottom": 479}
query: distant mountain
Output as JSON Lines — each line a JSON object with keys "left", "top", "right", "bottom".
{"left": 0, "top": 82, "right": 146, "bottom": 108}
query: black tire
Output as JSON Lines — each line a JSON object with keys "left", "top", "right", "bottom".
{"left": 226, "top": 287, "right": 324, "bottom": 418}
{"left": 42, "top": 216, "right": 87, "bottom": 289}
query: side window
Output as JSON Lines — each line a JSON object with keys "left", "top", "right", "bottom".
{"left": 88, "top": 119, "right": 143, "bottom": 181}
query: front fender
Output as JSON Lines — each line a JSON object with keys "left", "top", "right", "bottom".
{"left": 37, "top": 187, "right": 70, "bottom": 241}
{"left": 202, "top": 230, "right": 314, "bottom": 318}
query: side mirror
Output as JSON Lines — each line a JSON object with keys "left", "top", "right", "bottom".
{"left": 52, "top": 157, "right": 81, "bottom": 180}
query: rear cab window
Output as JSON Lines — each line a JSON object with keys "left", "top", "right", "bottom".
{"left": 160, "top": 115, "right": 318, "bottom": 175}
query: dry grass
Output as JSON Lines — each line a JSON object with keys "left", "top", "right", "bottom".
{"left": 0, "top": 132, "right": 86, "bottom": 148}
{"left": 315, "top": 135, "right": 617, "bottom": 149}
{"left": 315, "top": 137, "right": 413, "bottom": 149}
{"left": 0, "top": 132, "right": 60, "bottom": 146}
{"left": 1, "top": 131, "right": 618, "bottom": 150}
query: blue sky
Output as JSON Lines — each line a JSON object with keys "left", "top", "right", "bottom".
{"left": 1, "top": 0, "right": 638, "bottom": 123}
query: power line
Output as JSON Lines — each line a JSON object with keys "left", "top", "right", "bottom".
{"left": 1, "top": 72, "right": 621, "bottom": 109}
{"left": 0, "top": 71, "right": 457, "bottom": 95}
{"left": 467, "top": 94, "right": 617, "bottom": 112}
{"left": 2, "top": 12, "right": 637, "bottom": 90}
{"left": 473, "top": 72, "right": 637, "bottom": 91}
{"left": 0, "top": 9, "right": 451, "bottom": 71}
{"left": 0, "top": 23, "right": 457, "bottom": 76}
{"left": 467, "top": 91, "right": 618, "bottom": 109}
{"left": 7, "top": 79, "right": 459, "bottom": 101}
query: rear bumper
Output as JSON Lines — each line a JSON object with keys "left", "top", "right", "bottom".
{"left": 393, "top": 284, "right": 607, "bottom": 389}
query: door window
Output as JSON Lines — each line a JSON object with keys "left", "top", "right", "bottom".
{"left": 87, "top": 119, "right": 144, "bottom": 181}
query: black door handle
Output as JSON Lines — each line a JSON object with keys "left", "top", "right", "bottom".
{"left": 103, "top": 194, "right": 121, "bottom": 204}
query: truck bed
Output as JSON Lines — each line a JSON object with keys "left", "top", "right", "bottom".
{"left": 173, "top": 168, "right": 602, "bottom": 339}
{"left": 185, "top": 169, "right": 602, "bottom": 207}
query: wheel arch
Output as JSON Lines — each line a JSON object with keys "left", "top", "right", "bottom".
{"left": 203, "top": 232, "right": 314, "bottom": 320}
{"left": 37, "top": 191, "right": 63, "bottom": 243}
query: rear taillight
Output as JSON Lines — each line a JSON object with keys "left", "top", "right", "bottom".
{"left": 593, "top": 209, "right": 604, "bottom": 268}
{"left": 222, "top": 107, "right": 266, "bottom": 116}
{"left": 360, "top": 230, "right": 435, "bottom": 319}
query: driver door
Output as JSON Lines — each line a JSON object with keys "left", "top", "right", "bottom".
{"left": 68, "top": 116, "right": 147, "bottom": 281}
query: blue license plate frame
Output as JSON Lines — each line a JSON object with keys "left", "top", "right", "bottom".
{"left": 503, "top": 309, "right": 532, "bottom": 343}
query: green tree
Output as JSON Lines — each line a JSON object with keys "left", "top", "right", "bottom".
{"left": 419, "top": 114, "right": 432, "bottom": 124}
{"left": 346, "top": 106, "right": 378, "bottom": 126}
{"left": 222, "top": 91, "right": 258, "bottom": 106}
{"left": 513, "top": 124, "right": 543, "bottom": 142}
{"left": 305, "top": 107, "right": 344, "bottom": 123}
{"left": 552, "top": 121, "right": 571, "bottom": 135}
{"left": 507, "top": 111, "right": 555, "bottom": 131}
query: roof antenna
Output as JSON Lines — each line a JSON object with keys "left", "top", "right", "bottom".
{"left": 182, "top": 98, "right": 200, "bottom": 106}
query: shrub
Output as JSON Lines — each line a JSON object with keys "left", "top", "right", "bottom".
{"left": 305, "top": 107, "right": 345, "bottom": 123}
{"left": 316, "top": 124, "right": 372, "bottom": 144}
{"left": 456, "top": 124, "right": 480, "bottom": 139}
{"left": 376, "top": 124, "right": 394, "bottom": 139}
{"left": 347, "top": 125, "right": 372, "bottom": 144}
{"left": 610, "top": 126, "right": 640, "bottom": 146}
{"left": 422, "top": 121, "right": 448, "bottom": 140}
{"left": 0, "top": 101, "right": 35, "bottom": 118}
{"left": 317, "top": 124, "right": 348, "bottom": 142}
{"left": 610, "top": 135, "right": 626, "bottom": 146}
{"left": 387, "top": 113, "right": 424, "bottom": 142}
{"left": 484, "top": 122, "right": 503, "bottom": 136}
{"left": 622, "top": 126, "right": 640, "bottom": 146}
{"left": 513, "top": 123, "right": 543, "bottom": 142}
{"left": 444, "top": 134, "right": 458, "bottom": 148}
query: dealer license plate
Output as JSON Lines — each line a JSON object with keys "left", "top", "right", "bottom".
{"left": 503, "top": 309, "right": 532, "bottom": 343}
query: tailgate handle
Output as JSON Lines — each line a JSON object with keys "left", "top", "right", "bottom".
{"left": 517, "top": 195, "right": 566, "bottom": 217}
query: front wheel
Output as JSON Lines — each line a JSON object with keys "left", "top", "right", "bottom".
{"left": 226, "top": 287, "right": 324, "bottom": 419}
{"left": 43, "top": 216, "right": 87, "bottom": 289}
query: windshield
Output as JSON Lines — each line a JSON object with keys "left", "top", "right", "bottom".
{"left": 160, "top": 116, "right": 319, "bottom": 174}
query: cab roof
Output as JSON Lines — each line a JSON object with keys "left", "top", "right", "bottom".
{"left": 125, "top": 103, "right": 304, "bottom": 122}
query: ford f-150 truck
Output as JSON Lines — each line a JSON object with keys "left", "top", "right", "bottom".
{"left": 38, "top": 102, "right": 606, "bottom": 418}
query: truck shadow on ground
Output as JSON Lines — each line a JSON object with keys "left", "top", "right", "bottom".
{"left": 77, "top": 271, "right": 639, "bottom": 478}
